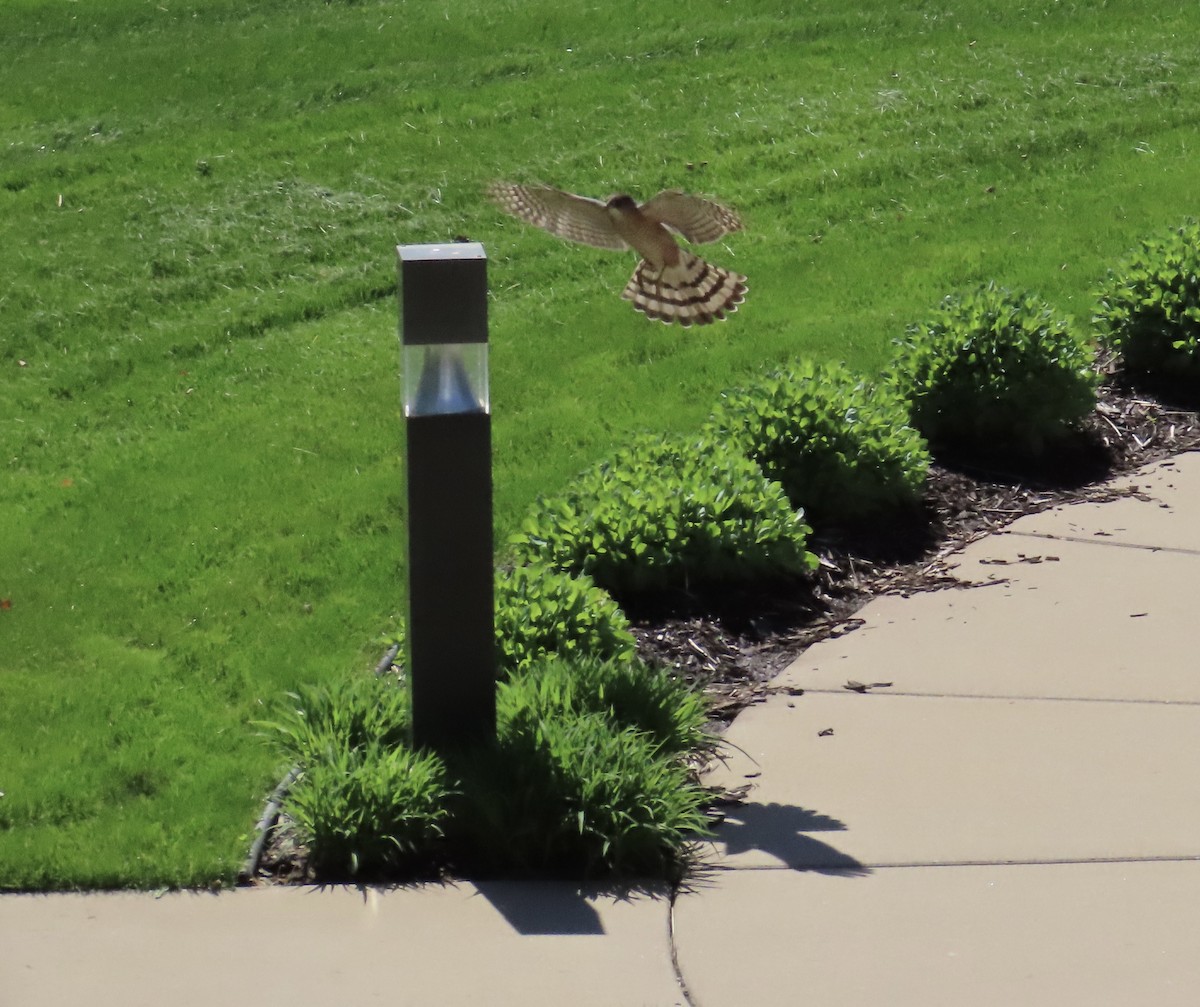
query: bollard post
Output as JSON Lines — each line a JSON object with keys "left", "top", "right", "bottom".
{"left": 398, "top": 242, "right": 495, "bottom": 753}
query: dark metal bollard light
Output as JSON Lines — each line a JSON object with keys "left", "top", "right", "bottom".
{"left": 398, "top": 242, "right": 495, "bottom": 753}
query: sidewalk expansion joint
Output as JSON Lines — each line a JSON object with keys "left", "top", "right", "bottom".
{"left": 704, "top": 854, "right": 1200, "bottom": 872}
{"left": 667, "top": 886, "right": 698, "bottom": 1007}
{"left": 1006, "top": 529, "right": 1200, "bottom": 557}
{"left": 800, "top": 688, "right": 1200, "bottom": 706}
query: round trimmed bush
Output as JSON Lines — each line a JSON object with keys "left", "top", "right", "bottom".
{"left": 708, "top": 359, "right": 929, "bottom": 527}
{"left": 495, "top": 565, "right": 635, "bottom": 677}
{"left": 384, "top": 566, "right": 635, "bottom": 681}
{"left": 509, "top": 432, "right": 817, "bottom": 597}
{"left": 889, "top": 283, "right": 1099, "bottom": 454}
{"left": 1094, "top": 219, "right": 1200, "bottom": 385}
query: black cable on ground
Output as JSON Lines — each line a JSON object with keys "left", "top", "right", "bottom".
{"left": 374, "top": 642, "right": 401, "bottom": 676}
{"left": 238, "top": 765, "right": 301, "bottom": 885}
{"left": 239, "top": 644, "right": 399, "bottom": 884}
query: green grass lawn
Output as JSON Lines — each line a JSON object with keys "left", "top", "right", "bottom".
{"left": 1, "top": 0, "right": 1196, "bottom": 888}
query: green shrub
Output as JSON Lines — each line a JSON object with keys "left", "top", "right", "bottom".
{"left": 259, "top": 657, "right": 713, "bottom": 880}
{"left": 889, "top": 283, "right": 1099, "bottom": 454}
{"left": 1094, "top": 219, "right": 1200, "bottom": 384}
{"left": 454, "top": 690, "right": 709, "bottom": 877}
{"left": 495, "top": 565, "right": 636, "bottom": 677}
{"left": 258, "top": 675, "right": 443, "bottom": 878}
{"left": 509, "top": 433, "right": 817, "bottom": 597}
{"left": 498, "top": 656, "right": 712, "bottom": 759}
{"left": 708, "top": 359, "right": 929, "bottom": 527}
{"left": 257, "top": 674, "right": 410, "bottom": 765}
{"left": 285, "top": 742, "right": 451, "bottom": 879}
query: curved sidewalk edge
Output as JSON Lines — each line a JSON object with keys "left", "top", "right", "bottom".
{"left": 675, "top": 453, "right": 1200, "bottom": 1006}
{"left": 6, "top": 455, "right": 1199, "bottom": 1007}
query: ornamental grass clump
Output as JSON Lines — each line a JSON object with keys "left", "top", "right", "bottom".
{"left": 259, "top": 655, "right": 714, "bottom": 880}
{"left": 494, "top": 564, "right": 636, "bottom": 677}
{"left": 509, "top": 432, "right": 817, "bottom": 599}
{"left": 889, "top": 283, "right": 1099, "bottom": 455}
{"left": 1094, "top": 219, "right": 1200, "bottom": 388}
{"left": 258, "top": 675, "right": 450, "bottom": 880}
{"left": 500, "top": 656, "right": 712, "bottom": 760}
{"left": 453, "top": 656, "right": 712, "bottom": 877}
{"left": 708, "top": 359, "right": 930, "bottom": 528}
{"left": 284, "top": 743, "right": 451, "bottom": 879}
{"left": 260, "top": 674, "right": 411, "bottom": 764}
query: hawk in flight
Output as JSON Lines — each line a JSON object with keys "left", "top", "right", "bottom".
{"left": 487, "top": 182, "right": 748, "bottom": 326}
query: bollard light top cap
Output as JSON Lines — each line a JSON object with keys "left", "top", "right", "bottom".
{"left": 398, "top": 242, "right": 486, "bottom": 262}
{"left": 398, "top": 243, "right": 488, "bottom": 345}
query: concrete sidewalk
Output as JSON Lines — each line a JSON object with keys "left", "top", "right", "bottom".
{"left": 676, "top": 452, "right": 1200, "bottom": 1006}
{"left": 2, "top": 881, "right": 684, "bottom": 1006}
{"left": 4, "top": 454, "right": 1199, "bottom": 1006}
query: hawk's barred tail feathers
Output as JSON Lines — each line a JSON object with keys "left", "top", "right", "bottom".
{"left": 621, "top": 251, "right": 748, "bottom": 326}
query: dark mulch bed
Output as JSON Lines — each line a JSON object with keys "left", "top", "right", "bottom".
{"left": 627, "top": 378, "right": 1200, "bottom": 725}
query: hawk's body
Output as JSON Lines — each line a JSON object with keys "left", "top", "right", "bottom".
{"left": 487, "top": 183, "right": 748, "bottom": 326}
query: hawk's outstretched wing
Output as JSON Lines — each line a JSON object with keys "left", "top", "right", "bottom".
{"left": 487, "top": 183, "right": 630, "bottom": 251}
{"left": 639, "top": 190, "right": 743, "bottom": 245}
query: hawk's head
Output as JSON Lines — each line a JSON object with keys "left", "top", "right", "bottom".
{"left": 605, "top": 194, "right": 638, "bottom": 212}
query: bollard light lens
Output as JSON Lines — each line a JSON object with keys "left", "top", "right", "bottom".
{"left": 403, "top": 343, "right": 489, "bottom": 417}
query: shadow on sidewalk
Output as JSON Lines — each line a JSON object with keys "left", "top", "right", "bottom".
{"left": 713, "top": 802, "right": 870, "bottom": 876}
{"left": 471, "top": 879, "right": 670, "bottom": 936}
